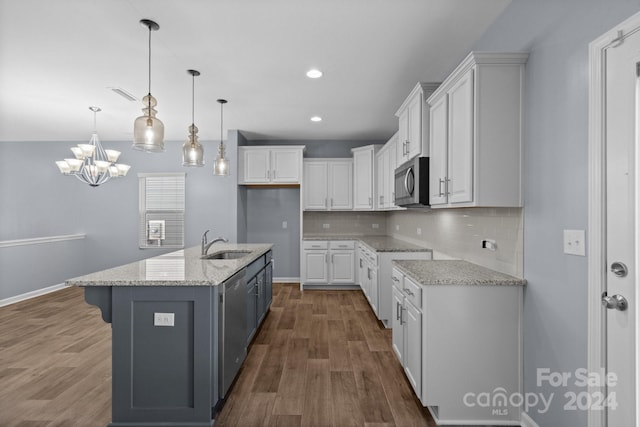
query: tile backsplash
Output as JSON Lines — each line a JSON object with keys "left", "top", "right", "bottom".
{"left": 387, "top": 208, "right": 523, "bottom": 277}
{"left": 303, "top": 211, "right": 388, "bottom": 236}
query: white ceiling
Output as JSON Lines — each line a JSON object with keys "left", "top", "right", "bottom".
{"left": 0, "top": 0, "right": 511, "bottom": 143}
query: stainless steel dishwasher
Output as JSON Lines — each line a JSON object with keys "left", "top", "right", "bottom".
{"left": 219, "top": 268, "right": 247, "bottom": 398}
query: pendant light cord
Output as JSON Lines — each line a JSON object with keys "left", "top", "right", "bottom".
{"left": 220, "top": 102, "right": 224, "bottom": 147}
{"left": 148, "top": 25, "right": 152, "bottom": 96}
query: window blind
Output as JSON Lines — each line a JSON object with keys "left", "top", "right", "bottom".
{"left": 138, "top": 173, "right": 186, "bottom": 249}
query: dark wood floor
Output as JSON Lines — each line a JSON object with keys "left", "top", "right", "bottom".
{"left": 0, "top": 284, "right": 436, "bottom": 427}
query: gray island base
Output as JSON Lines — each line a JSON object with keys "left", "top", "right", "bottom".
{"left": 67, "top": 244, "right": 274, "bottom": 427}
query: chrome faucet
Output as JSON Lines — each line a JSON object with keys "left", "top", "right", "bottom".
{"left": 201, "top": 230, "right": 229, "bottom": 255}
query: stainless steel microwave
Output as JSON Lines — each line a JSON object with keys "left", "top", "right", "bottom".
{"left": 394, "top": 157, "right": 430, "bottom": 208}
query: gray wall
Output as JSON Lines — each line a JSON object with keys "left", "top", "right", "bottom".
{"left": 472, "top": 1, "right": 640, "bottom": 426}
{"left": 236, "top": 137, "right": 384, "bottom": 279}
{"left": 0, "top": 134, "right": 239, "bottom": 301}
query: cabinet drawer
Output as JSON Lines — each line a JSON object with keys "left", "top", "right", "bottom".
{"left": 391, "top": 268, "right": 403, "bottom": 289}
{"left": 403, "top": 276, "right": 422, "bottom": 309}
{"left": 330, "top": 240, "right": 355, "bottom": 250}
{"left": 303, "top": 240, "right": 329, "bottom": 250}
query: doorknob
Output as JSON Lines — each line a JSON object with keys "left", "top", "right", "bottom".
{"left": 601, "top": 292, "right": 628, "bottom": 311}
{"left": 610, "top": 261, "right": 628, "bottom": 277}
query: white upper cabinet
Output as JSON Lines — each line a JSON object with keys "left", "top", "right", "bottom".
{"left": 427, "top": 52, "right": 528, "bottom": 208}
{"left": 352, "top": 145, "right": 380, "bottom": 210}
{"left": 395, "top": 83, "right": 440, "bottom": 165}
{"left": 303, "top": 159, "right": 353, "bottom": 210}
{"left": 375, "top": 132, "right": 402, "bottom": 210}
{"left": 238, "top": 146, "right": 305, "bottom": 185}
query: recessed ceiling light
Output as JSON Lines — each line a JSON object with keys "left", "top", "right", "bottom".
{"left": 310, "top": 116, "right": 322, "bottom": 122}
{"left": 306, "top": 69, "right": 323, "bottom": 79}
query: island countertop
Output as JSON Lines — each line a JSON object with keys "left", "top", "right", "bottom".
{"left": 66, "top": 243, "right": 273, "bottom": 287}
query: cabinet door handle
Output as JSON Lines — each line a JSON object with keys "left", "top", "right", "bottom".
{"left": 402, "top": 141, "right": 407, "bottom": 156}
{"left": 359, "top": 258, "right": 363, "bottom": 268}
{"left": 331, "top": 198, "right": 334, "bottom": 207}
{"left": 325, "top": 253, "right": 329, "bottom": 264}
{"left": 403, "top": 288, "right": 414, "bottom": 297}
{"left": 368, "top": 197, "right": 372, "bottom": 206}
{"left": 406, "top": 140, "right": 410, "bottom": 155}
{"left": 438, "top": 178, "right": 445, "bottom": 197}
{"left": 445, "top": 177, "right": 451, "bottom": 196}
{"left": 325, "top": 198, "right": 328, "bottom": 208}
{"left": 396, "top": 302, "right": 401, "bottom": 320}
{"left": 400, "top": 306, "right": 405, "bottom": 325}
{"left": 331, "top": 254, "right": 334, "bottom": 264}
{"left": 367, "top": 268, "right": 371, "bottom": 280}
{"left": 392, "top": 276, "right": 399, "bottom": 282}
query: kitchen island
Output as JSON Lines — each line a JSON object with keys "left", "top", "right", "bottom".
{"left": 67, "top": 243, "right": 273, "bottom": 427}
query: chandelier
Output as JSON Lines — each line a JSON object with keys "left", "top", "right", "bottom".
{"left": 55, "top": 106, "right": 131, "bottom": 187}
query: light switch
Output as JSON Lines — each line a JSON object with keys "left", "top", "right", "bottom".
{"left": 322, "top": 223, "right": 330, "bottom": 229}
{"left": 417, "top": 228, "right": 422, "bottom": 236}
{"left": 282, "top": 221, "right": 288, "bottom": 229}
{"left": 563, "top": 229, "right": 586, "bottom": 256}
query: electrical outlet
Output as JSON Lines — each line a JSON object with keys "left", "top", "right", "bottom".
{"left": 482, "top": 239, "right": 497, "bottom": 251}
{"left": 564, "top": 229, "right": 586, "bottom": 256}
{"left": 417, "top": 228, "right": 422, "bottom": 236}
{"left": 282, "top": 221, "right": 287, "bottom": 229}
{"left": 372, "top": 223, "right": 379, "bottom": 229}
{"left": 395, "top": 224, "right": 400, "bottom": 231}
{"left": 154, "top": 312, "right": 175, "bottom": 327}
{"left": 322, "top": 223, "right": 330, "bottom": 229}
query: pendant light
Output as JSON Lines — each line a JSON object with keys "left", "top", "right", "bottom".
{"left": 55, "top": 107, "right": 131, "bottom": 187}
{"left": 213, "top": 99, "right": 230, "bottom": 176}
{"left": 133, "top": 19, "right": 164, "bottom": 153}
{"left": 182, "top": 69, "right": 204, "bottom": 166}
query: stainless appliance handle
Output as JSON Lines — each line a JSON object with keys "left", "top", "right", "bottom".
{"left": 404, "top": 168, "right": 414, "bottom": 196}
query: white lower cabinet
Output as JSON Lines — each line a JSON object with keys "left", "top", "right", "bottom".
{"left": 358, "top": 244, "right": 431, "bottom": 327}
{"left": 391, "top": 269, "right": 422, "bottom": 397}
{"left": 391, "top": 266, "right": 523, "bottom": 425}
{"left": 302, "top": 240, "right": 355, "bottom": 286}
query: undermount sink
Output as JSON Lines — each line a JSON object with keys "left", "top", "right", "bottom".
{"left": 201, "top": 250, "right": 252, "bottom": 260}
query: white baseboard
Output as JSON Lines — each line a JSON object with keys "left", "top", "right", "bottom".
{"left": 521, "top": 412, "right": 540, "bottom": 427}
{"left": 0, "top": 283, "right": 67, "bottom": 308}
{"left": 274, "top": 277, "right": 300, "bottom": 284}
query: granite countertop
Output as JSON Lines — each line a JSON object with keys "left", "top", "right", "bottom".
{"left": 66, "top": 243, "right": 273, "bottom": 287}
{"left": 392, "top": 259, "right": 526, "bottom": 286}
{"left": 302, "top": 234, "right": 431, "bottom": 253}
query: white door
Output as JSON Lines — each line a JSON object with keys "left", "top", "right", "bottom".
{"left": 391, "top": 285, "right": 405, "bottom": 363}
{"left": 602, "top": 26, "right": 638, "bottom": 427}
{"left": 407, "top": 93, "right": 422, "bottom": 159}
{"left": 448, "top": 68, "right": 474, "bottom": 204}
{"left": 353, "top": 149, "right": 374, "bottom": 210}
{"left": 243, "top": 149, "right": 270, "bottom": 183}
{"left": 330, "top": 250, "right": 355, "bottom": 283}
{"left": 303, "top": 250, "right": 328, "bottom": 283}
{"left": 398, "top": 111, "right": 409, "bottom": 163}
{"left": 329, "top": 161, "right": 353, "bottom": 210}
{"left": 429, "top": 94, "right": 448, "bottom": 206}
{"left": 271, "top": 149, "right": 300, "bottom": 183}
{"left": 404, "top": 300, "right": 422, "bottom": 397}
{"left": 303, "top": 162, "right": 328, "bottom": 210}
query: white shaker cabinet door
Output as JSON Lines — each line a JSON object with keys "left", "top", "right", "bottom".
{"left": 406, "top": 93, "right": 423, "bottom": 160}
{"left": 303, "top": 250, "right": 328, "bottom": 283}
{"left": 328, "top": 161, "right": 353, "bottom": 210}
{"left": 353, "top": 149, "right": 374, "bottom": 210}
{"left": 404, "top": 300, "right": 422, "bottom": 397}
{"left": 329, "top": 251, "right": 355, "bottom": 283}
{"left": 447, "top": 69, "right": 474, "bottom": 204}
{"left": 271, "top": 149, "right": 301, "bottom": 183}
{"left": 243, "top": 149, "right": 270, "bottom": 183}
{"left": 391, "top": 286, "right": 405, "bottom": 363}
{"left": 303, "top": 162, "right": 328, "bottom": 210}
{"left": 429, "top": 94, "right": 448, "bottom": 206}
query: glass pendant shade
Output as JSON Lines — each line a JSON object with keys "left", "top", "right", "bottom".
{"left": 183, "top": 125, "right": 204, "bottom": 166}
{"left": 213, "top": 99, "right": 230, "bottom": 176}
{"left": 213, "top": 145, "right": 230, "bottom": 176}
{"left": 133, "top": 19, "right": 163, "bottom": 153}
{"left": 182, "top": 69, "right": 204, "bottom": 167}
{"left": 133, "top": 94, "right": 164, "bottom": 152}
